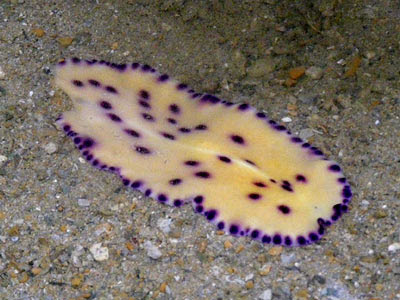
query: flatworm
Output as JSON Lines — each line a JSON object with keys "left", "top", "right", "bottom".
{"left": 55, "top": 58, "right": 352, "bottom": 247}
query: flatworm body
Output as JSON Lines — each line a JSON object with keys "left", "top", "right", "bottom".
{"left": 55, "top": 58, "right": 352, "bottom": 247}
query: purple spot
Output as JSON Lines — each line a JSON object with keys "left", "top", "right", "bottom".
{"left": 131, "top": 63, "right": 140, "bottom": 69}
{"left": 141, "top": 64, "right": 151, "bottom": 71}
{"left": 338, "top": 177, "right": 347, "bottom": 184}
{"left": 124, "top": 128, "right": 140, "bottom": 138}
{"left": 89, "top": 79, "right": 101, "bottom": 87}
{"left": 201, "top": 94, "right": 221, "bottom": 104}
{"left": 217, "top": 222, "right": 225, "bottom": 230}
{"left": 145, "top": 189, "right": 152, "bottom": 196}
{"left": 297, "top": 236, "right": 307, "bottom": 245}
{"left": 244, "top": 159, "right": 255, "bottom": 166}
{"left": 161, "top": 132, "right": 175, "bottom": 140}
{"left": 342, "top": 185, "right": 352, "bottom": 198}
{"left": 83, "top": 138, "right": 94, "bottom": 148}
{"left": 108, "top": 113, "right": 122, "bottom": 122}
{"left": 218, "top": 155, "right": 231, "bottom": 163}
{"left": 86, "top": 154, "right": 93, "bottom": 161}
{"left": 195, "top": 205, "right": 203, "bottom": 213}
{"left": 58, "top": 60, "right": 66, "bottom": 66}
{"left": 195, "top": 124, "right": 207, "bottom": 130}
{"left": 329, "top": 164, "right": 341, "bottom": 172}
{"left": 275, "top": 125, "right": 286, "bottom": 131}
{"left": 253, "top": 182, "right": 267, "bottom": 188}
{"left": 273, "top": 234, "right": 282, "bottom": 245}
{"left": 167, "top": 118, "right": 177, "bottom": 124}
{"left": 291, "top": 137, "right": 303, "bottom": 143}
{"left": 256, "top": 112, "right": 266, "bottom": 118}
{"left": 313, "top": 149, "right": 324, "bottom": 156}
{"left": 238, "top": 103, "right": 249, "bottom": 110}
{"left": 278, "top": 205, "right": 291, "bottom": 214}
{"left": 192, "top": 93, "right": 202, "bottom": 99}
{"left": 139, "top": 100, "right": 151, "bottom": 109}
{"left": 281, "top": 183, "right": 293, "bottom": 192}
{"left": 72, "top": 57, "right": 80, "bottom": 64}
{"left": 158, "top": 74, "right": 169, "bottom": 81}
{"left": 109, "top": 167, "right": 116, "bottom": 172}
{"left": 131, "top": 181, "right": 142, "bottom": 188}
{"left": 73, "top": 137, "right": 81, "bottom": 144}
{"left": 185, "top": 160, "right": 199, "bottom": 166}
{"left": 169, "top": 178, "right": 182, "bottom": 185}
{"left": 205, "top": 210, "right": 217, "bottom": 221}
{"left": 158, "top": 194, "right": 167, "bottom": 202}
{"left": 229, "top": 224, "right": 239, "bottom": 235}
{"left": 86, "top": 59, "right": 97, "bottom": 65}
{"left": 92, "top": 159, "right": 99, "bottom": 166}
{"left": 248, "top": 193, "right": 261, "bottom": 200}
{"left": 296, "top": 174, "right": 307, "bottom": 182}
{"left": 135, "top": 146, "right": 151, "bottom": 154}
{"left": 72, "top": 80, "right": 84, "bottom": 87}
{"left": 222, "top": 101, "right": 234, "bottom": 106}
{"left": 173, "top": 199, "right": 182, "bottom": 207}
{"left": 269, "top": 120, "right": 276, "bottom": 125}
{"left": 177, "top": 83, "right": 187, "bottom": 90}
{"left": 82, "top": 150, "right": 89, "bottom": 156}
{"left": 318, "top": 225, "right": 325, "bottom": 235}
{"left": 139, "top": 90, "right": 149, "bottom": 99}
{"left": 169, "top": 104, "right": 180, "bottom": 114}
{"left": 262, "top": 235, "right": 271, "bottom": 243}
{"left": 270, "top": 179, "right": 277, "bottom": 183}
{"left": 179, "top": 127, "right": 191, "bottom": 133}
{"left": 122, "top": 179, "right": 130, "bottom": 186}
{"left": 302, "top": 143, "right": 310, "bottom": 148}
{"left": 195, "top": 171, "right": 211, "bottom": 179}
{"left": 251, "top": 230, "right": 260, "bottom": 239}
{"left": 100, "top": 101, "right": 112, "bottom": 110}
{"left": 142, "top": 113, "right": 155, "bottom": 121}
{"left": 105, "top": 86, "right": 117, "bottom": 94}
{"left": 231, "top": 134, "right": 245, "bottom": 145}
{"left": 309, "top": 232, "right": 318, "bottom": 241}
{"left": 284, "top": 236, "right": 292, "bottom": 246}
{"left": 194, "top": 196, "right": 203, "bottom": 204}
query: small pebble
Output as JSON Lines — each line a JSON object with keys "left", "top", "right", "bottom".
{"left": 58, "top": 37, "right": 73, "bottom": 47}
{"left": 281, "top": 252, "right": 296, "bottom": 265}
{"left": 258, "top": 289, "right": 272, "bottom": 300}
{"left": 43, "top": 142, "right": 58, "bottom": 154}
{"left": 89, "top": 243, "right": 109, "bottom": 261}
{"left": 299, "top": 128, "right": 314, "bottom": 140}
{"left": 281, "top": 116, "right": 292, "bottom": 123}
{"left": 143, "top": 241, "right": 162, "bottom": 259}
{"left": 32, "top": 28, "right": 45, "bottom": 37}
{"left": 77, "top": 198, "right": 90, "bottom": 207}
{"left": 305, "top": 66, "right": 323, "bottom": 79}
{"left": 289, "top": 66, "right": 306, "bottom": 80}
{"left": 388, "top": 243, "right": 400, "bottom": 252}
{"left": 247, "top": 58, "right": 275, "bottom": 78}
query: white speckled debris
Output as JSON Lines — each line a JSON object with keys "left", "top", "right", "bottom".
{"left": 143, "top": 241, "right": 162, "bottom": 259}
{"left": 157, "top": 217, "right": 172, "bottom": 234}
{"left": 258, "top": 289, "right": 272, "bottom": 300}
{"left": 90, "top": 243, "right": 109, "bottom": 261}
{"left": 388, "top": 243, "right": 400, "bottom": 252}
{"left": 43, "top": 142, "right": 58, "bottom": 154}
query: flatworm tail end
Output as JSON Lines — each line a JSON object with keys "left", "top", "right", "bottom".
{"left": 55, "top": 58, "right": 352, "bottom": 247}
